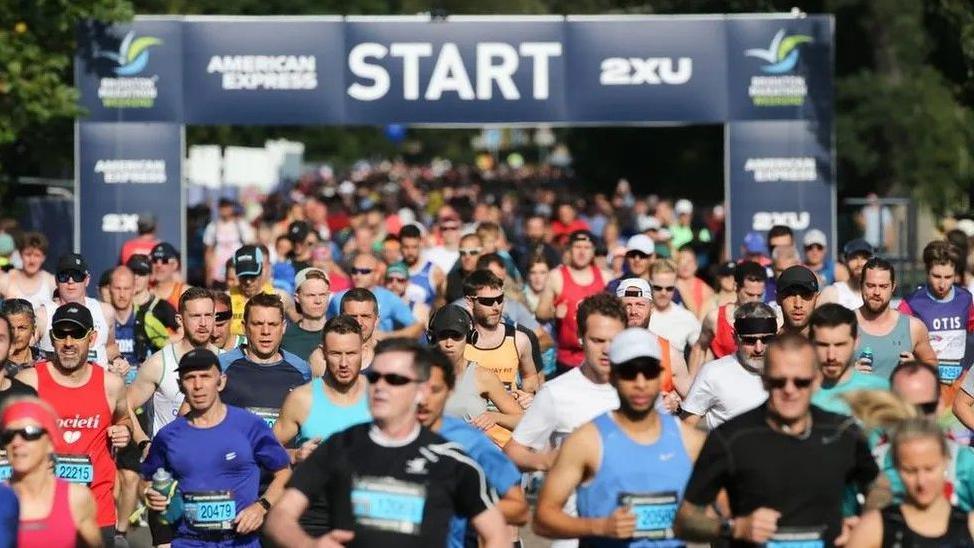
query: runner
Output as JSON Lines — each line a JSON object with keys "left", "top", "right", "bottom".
{"left": 694, "top": 261, "right": 767, "bottom": 368}
{"left": 281, "top": 267, "right": 331, "bottom": 361}
{"left": 426, "top": 214, "right": 463, "bottom": 277}
{"left": 315, "top": 288, "right": 382, "bottom": 370}
{"left": 228, "top": 245, "right": 291, "bottom": 338}
{"left": 856, "top": 258, "right": 937, "bottom": 379}
{"left": 108, "top": 267, "right": 141, "bottom": 384}
{"left": 647, "top": 260, "right": 702, "bottom": 353}
{"left": 802, "top": 229, "right": 836, "bottom": 286}
{"left": 898, "top": 240, "right": 974, "bottom": 384}
{"left": 16, "top": 304, "right": 132, "bottom": 546}
{"left": 141, "top": 349, "right": 291, "bottom": 547}
{"left": 674, "top": 333, "right": 889, "bottom": 547}
{"left": 327, "top": 253, "right": 422, "bottom": 339}
{"left": 210, "top": 291, "right": 244, "bottom": 354}
{"left": 679, "top": 302, "right": 774, "bottom": 430}
{"left": 400, "top": 224, "right": 446, "bottom": 308}
{"left": 0, "top": 231, "right": 55, "bottom": 310}
{"left": 675, "top": 244, "right": 715, "bottom": 319}
{"left": 537, "top": 230, "right": 613, "bottom": 376}
{"left": 445, "top": 233, "right": 484, "bottom": 303}
{"left": 818, "top": 238, "right": 874, "bottom": 310}
{"left": 845, "top": 418, "right": 974, "bottom": 547}
{"left": 149, "top": 242, "right": 186, "bottom": 311}
{"left": 119, "top": 213, "right": 159, "bottom": 266}
{"left": 776, "top": 265, "right": 820, "bottom": 337}
{"left": 617, "top": 278, "right": 653, "bottom": 329}
{"left": 384, "top": 262, "right": 430, "bottom": 326}
{"left": 604, "top": 234, "right": 656, "bottom": 296}
{"left": 2, "top": 397, "right": 101, "bottom": 547}
{"left": 265, "top": 338, "right": 509, "bottom": 547}
{"left": 534, "top": 327, "right": 705, "bottom": 546}
{"left": 126, "top": 254, "right": 179, "bottom": 360}
{"left": 203, "top": 198, "right": 255, "bottom": 288}
{"left": 0, "top": 313, "right": 35, "bottom": 412}
{"left": 1, "top": 298, "right": 40, "bottom": 376}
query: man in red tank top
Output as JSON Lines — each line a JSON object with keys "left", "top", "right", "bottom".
{"left": 536, "top": 230, "right": 613, "bottom": 377}
{"left": 15, "top": 304, "right": 132, "bottom": 546}
{"left": 691, "top": 261, "right": 768, "bottom": 372}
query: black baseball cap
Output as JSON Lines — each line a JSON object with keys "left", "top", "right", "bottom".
{"left": 52, "top": 303, "right": 93, "bottom": 331}
{"left": 430, "top": 305, "right": 472, "bottom": 338}
{"left": 568, "top": 229, "right": 596, "bottom": 245}
{"left": 151, "top": 242, "right": 180, "bottom": 262}
{"left": 56, "top": 253, "right": 88, "bottom": 276}
{"left": 176, "top": 349, "right": 221, "bottom": 377}
{"left": 734, "top": 261, "right": 767, "bottom": 285}
{"left": 842, "top": 238, "right": 874, "bottom": 258}
{"left": 776, "top": 265, "right": 819, "bottom": 294}
{"left": 287, "top": 221, "right": 311, "bottom": 243}
{"left": 126, "top": 254, "right": 152, "bottom": 276}
{"left": 233, "top": 245, "right": 263, "bottom": 277}
{"left": 717, "top": 261, "right": 737, "bottom": 277}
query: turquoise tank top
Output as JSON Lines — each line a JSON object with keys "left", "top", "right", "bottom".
{"left": 576, "top": 412, "right": 691, "bottom": 547}
{"left": 297, "top": 377, "right": 371, "bottom": 444}
{"left": 858, "top": 313, "right": 912, "bottom": 380}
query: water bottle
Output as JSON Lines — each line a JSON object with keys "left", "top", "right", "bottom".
{"left": 151, "top": 468, "right": 174, "bottom": 500}
{"left": 859, "top": 347, "right": 874, "bottom": 367}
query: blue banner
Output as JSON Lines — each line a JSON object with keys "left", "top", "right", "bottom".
{"left": 726, "top": 120, "right": 834, "bottom": 259}
{"left": 77, "top": 123, "right": 183, "bottom": 289}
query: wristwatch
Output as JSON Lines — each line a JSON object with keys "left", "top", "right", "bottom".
{"left": 257, "top": 497, "right": 271, "bottom": 511}
{"left": 719, "top": 519, "right": 735, "bottom": 539}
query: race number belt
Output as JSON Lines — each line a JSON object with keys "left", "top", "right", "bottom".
{"left": 938, "top": 361, "right": 963, "bottom": 384}
{"left": 619, "top": 491, "right": 678, "bottom": 540}
{"left": 245, "top": 407, "right": 280, "bottom": 427}
{"left": 766, "top": 526, "right": 826, "bottom": 547}
{"left": 0, "top": 450, "right": 10, "bottom": 481}
{"left": 351, "top": 476, "right": 427, "bottom": 535}
{"left": 54, "top": 454, "right": 94, "bottom": 484}
{"left": 183, "top": 490, "right": 237, "bottom": 531}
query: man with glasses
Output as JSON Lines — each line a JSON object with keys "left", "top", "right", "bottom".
{"left": 282, "top": 267, "right": 331, "bottom": 361}
{"left": 36, "top": 253, "right": 118, "bottom": 371}
{"left": 228, "top": 245, "right": 291, "bottom": 338}
{"left": 693, "top": 261, "right": 768, "bottom": 368}
{"left": 776, "top": 265, "right": 820, "bottom": 337}
{"left": 802, "top": 229, "right": 835, "bottom": 286}
{"left": 537, "top": 230, "right": 613, "bottom": 377}
{"left": 534, "top": 328, "right": 705, "bottom": 545}
{"left": 16, "top": 304, "right": 132, "bottom": 546}
{"left": 680, "top": 302, "right": 775, "bottom": 430}
{"left": 384, "top": 262, "right": 431, "bottom": 327}
{"left": 400, "top": 224, "right": 446, "bottom": 309}
{"left": 446, "top": 232, "right": 484, "bottom": 303}
{"left": 211, "top": 291, "right": 244, "bottom": 353}
{"left": 266, "top": 338, "right": 508, "bottom": 548}
{"left": 327, "top": 253, "right": 422, "bottom": 340}
{"left": 464, "top": 269, "right": 540, "bottom": 395}
{"left": 675, "top": 333, "right": 887, "bottom": 547}
{"left": 647, "top": 259, "right": 702, "bottom": 355}
{"left": 149, "top": 242, "right": 186, "bottom": 311}
{"left": 427, "top": 214, "right": 463, "bottom": 276}
{"left": 605, "top": 234, "right": 656, "bottom": 297}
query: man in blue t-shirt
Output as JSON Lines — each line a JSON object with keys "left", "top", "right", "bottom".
{"left": 142, "top": 349, "right": 290, "bottom": 547}
{"left": 418, "top": 347, "right": 528, "bottom": 548}
{"left": 326, "top": 254, "right": 422, "bottom": 338}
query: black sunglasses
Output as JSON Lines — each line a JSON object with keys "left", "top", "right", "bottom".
{"left": 364, "top": 370, "right": 420, "bottom": 386}
{"left": 651, "top": 285, "right": 675, "bottom": 293}
{"left": 51, "top": 327, "right": 91, "bottom": 341}
{"left": 56, "top": 271, "right": 85, "bottom": 284}
{"left": 625, "top": 251, "right": 651, "bottom": 260}
{"left": 614, "top": 359, "right": 662, "bottom": 381}
{"left": 740, "top": 334, "right": 775, "bottom": 345}
{"left": 351, "top": 268, "right": 373, "bottom": 275}
{"left": 214, "top": 311, "right": 232, "bottom": 323}
{"left": 917, "top": 400, "right": 939, "bottom": 415}
{"left": 0, "top": 425, "right": 46, "bottom": 445}
{"left": 475, "top": 295, "right": 504, "bottom": 307}
{"left": 764, "top": 376, "right": 815, "bottom": 390}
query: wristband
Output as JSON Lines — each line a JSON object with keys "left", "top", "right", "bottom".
{"left": 719, "top": 519, "right": 734, "bottom": 539}
{"left": 257, "top": 497, "right": 271, "bottom": 511}
{"left": 138, "top": 440, "right": 150, "bottom": 452}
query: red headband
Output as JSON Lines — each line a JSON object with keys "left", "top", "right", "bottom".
{"left": 1, "top": 401, "right": 60, "bottom": 440}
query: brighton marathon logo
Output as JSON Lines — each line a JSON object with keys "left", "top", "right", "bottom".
{"left": 206, "top": 55, "right": 318, "bottom": 90}
{"left": 95, "top": 31, "right": 163, "bottom": 108}
{"left": 744, "top": 29, "right": 812, "bottom": 106}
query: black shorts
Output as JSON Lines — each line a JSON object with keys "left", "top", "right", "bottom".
{"left": 116, "top": 441, "right": 141, "bottom": 472}
{"left": 148, "top": 510, "right": 175, "bottom": 545}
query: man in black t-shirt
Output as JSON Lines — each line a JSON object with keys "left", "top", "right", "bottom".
{"left": 265, "top": 338, "right": 508, "bottom": 548}
{"left": 674, "top": 332, "right": 890, "bottom": 547}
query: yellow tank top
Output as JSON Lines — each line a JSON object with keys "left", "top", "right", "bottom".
{"left": 463, "top": 324, "right": 519, "bottom": 391}
{"left": 228, "top": 283, "right": 275, "bottom": 337}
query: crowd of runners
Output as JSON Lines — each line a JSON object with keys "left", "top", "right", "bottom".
{"left": 2, "top": 163, "right": 974, "bottom": 547}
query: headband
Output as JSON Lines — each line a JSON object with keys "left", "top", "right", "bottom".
{"left": 1, "top": 401, "right": 60, "bottom": 440}
{"left": 734, "top": 317, "right": 777, "bottom": 336}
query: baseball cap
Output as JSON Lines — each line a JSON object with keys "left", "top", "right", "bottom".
{"left": 176, "top": 349, "right": 221, "bottom": 377}
{"left": 288, "top": 221, "right": 311, "bottom": 243}
{"left": 568, "top": 229, "right": 596, "bottom": 245}
{"left": 616, "top": 278, "right": 652, "bottom": 301}
{"left": 150, "top": 242, "right": 179, "bottom": 262}
{"left": 233, "top": 245, "right": 264, "bottom": 278}
{"left": 717, "top": 261, "right": 737, "bottom": 277}
{"left": 843, "top": 238, "right": 874, "bottom": 258}
{"left": 638, "top": 216, "right": 662, "bottom": 232}
{"left": 625, "top": 234, "right": 656, "bottom": 256}
{"left": 776, "top": 265, "right": 819, "bottom": 294}
{"left": 52, "top": 303, "right": 93, "bottom": 331}
{"left": 385, "top": 263, "right": 410, "bottom": 280}
{"left": 430, "top": 305, "right": 472, "bottom": 337}
{"left": 743, "top": 232, "right": 766, "bottom": 255}
{"left": 802, "top": 229, "right": 828, "bottom": 248}
{"left": 734, "top": 261, "right": 767, "bottom": 285}
{"left": 294, "top": 267, "right": 329, "bottom": 291}
{"left": 607, "top": 327, "right": 663, "bottom": 365}
{"left": 675, "top": 199, "right": 693, "bottom": 216}
{"left": 137, "top": 213, "right": 157, "bottom": 234}
{"left": 56, "top": 253, "right": 88, "bottom": 275}
{"left": 125, "top": 254, "right": 152, "bottom": 276}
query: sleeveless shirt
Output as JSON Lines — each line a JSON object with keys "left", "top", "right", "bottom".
{"left": 859, "top": 313, "right": 912, "bottom": 380}
{"left": 710, "top": 305, "right": 737, "bottom": 359}
{"left": 881, "top": 505, "right": 974, "bottom": 547}
{"left": 17, "top": 479, "right": 77, "bottom": 548}
{"left": 464, "top": 323, "right": 519, "bottom": 391}
{"left": 555, "top": 265, "right": 606, "bottom": 367}
{"left": 297, "top": 377, "right": 371, "bottom": 445}
{"left": 152, "top": 343, "right": 184, "bottom": 435}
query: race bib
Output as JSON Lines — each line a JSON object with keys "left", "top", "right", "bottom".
{"left": 766, "top": 526, "right": 826, "bottom": 547}
{"left": 938, "top": 362, "right": 963, "bottom": 384}
{"left": 183, "top": 491, "right": 237, "bottom": 531}
{"left": 619, "top": 491, "right": 678, "bottom": 540}
{"left": 352, "top": 476, "right": 427, "bottom": 535}
{"left": 0, "top": 451, "right": 10, "bottom": 481}
{"left": 245, "top": 406, "right": 280, "bottom": 427}
{"left": 54, "top": 454, "right": 94, "bottom": 484}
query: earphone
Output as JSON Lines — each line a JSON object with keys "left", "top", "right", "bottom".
{"left": 426, "top": 305, "right": 479, "bottom": 346}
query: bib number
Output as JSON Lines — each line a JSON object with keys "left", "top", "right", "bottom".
{"left": 619, "top": 491, "right": 678, "bottom": 540}
{"left": 938, "top": 363, "right": 963, "bottom": 384}
{"left": 766, "top": 526, "right": 825, "bottom": 547}
{"left": 352, "top": 476, "right": 427, "bottom": 535}
{"left": 245, "top": 407, "right": 280, "bottom": 428}
{"left": 0, "top": 451, "right": 10, "bottom": 482}
{"left": 54, "top": 454, "right": 94, "bottom": 484}
{"left": 183, "top": 491, "right": 236, "bottom": 531}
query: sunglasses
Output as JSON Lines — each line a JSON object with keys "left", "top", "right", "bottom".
{"left": 625, "top": 251, "right": 651, "bottom": 260}
{"left": 805, "top": 244, "right": 825, "bottom": 251}
{"left": 740, "top": 334, "right": 775, "bottom": 345}
{"left": 214, "top": 311, "right": 232, "bottom": 323}
{"left": 917, "top": 400, "right": 939, "bottom": 415}
{"left": 152, "top": 257, "right": 171, "bottom": 265}
{"left": 51, "top": 327, "right": 92, "bottom": 341}
{"left": 386, "top": 276, "right": 408, "bottom": 283}
{"left": 651, "top": 285, "right": 675, "bottom": 293}
{"left": 364, "top": 370, "right": 420, "bottom": 386}
{"left": 440, "top": 224, "right": 459, "bottom": 231}
{"left": 459, "top": 248, "right": 482, "bottom": 257}
{"left": 475, "top": 295, "right": 504, "bottom": 307}
{"left": 764, "top": 376, "right": 815, "bottom": 390}
{"left": 436, "top": 331, "right": 465, "bottom": 342}
{"left": 614, "top": 360, "right": 662, "bottom": 381}
{"left": 56, "top": 271, "right": 85, "bottom": 284}
{"left": 0, "top": 425, "right": 46, "bottom": 445}
{"left": 351, "top": 268, "right": 373, "bottom": 275}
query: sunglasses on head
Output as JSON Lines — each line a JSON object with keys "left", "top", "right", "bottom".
{"left": 56, "top": 271, "right": 85, "bottom": 284}
{"left": 214, "top": 311, "right": 232, "bottom": 323}
{"left": 651, "top": 285, "right": 675, "bottom": 293}
{"left": 764, "top": 376, "right": 815, "bottom": 390}
{"left": 51, "top": 326, "right": 91, "bottom": 341}
{"left": 614, "top": 359, "right": 662, "bottom": 381}
{"left": 475, "top": 295, "right": 504, "bottom": 307}
{"left": 364, "top": 370, "right": 420, "bottom": 386}
{"left": 0, "top": 425, "right": 46, "bottom": 445}
{"left": 459, "top": 248, "right": 482, "bottom": 257}
{"left": 740, "top": 334, "right": 775, "bottom": 345}
{"left": 351, "top": 268, "right": 373, "bottom": 275}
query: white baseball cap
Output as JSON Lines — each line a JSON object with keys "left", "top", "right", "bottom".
{"left": 625, "top": 234, "right": 656, "bottom": 256}
{"left": 294, "top": 267, "right": 329, "bottom": 291}
{"left": 616, "top": 278, "right": 652, "bottom": 301}
{"left": 608, "top": 327, "right": 663, "bottom": 364}
{"left": 802, "top": 229, "right": 828, "bottom": 248}
{"left": 675, "top": 199, "right": 693, "bottom": 215}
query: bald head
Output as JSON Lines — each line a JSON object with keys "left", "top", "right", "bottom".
{"left": 109, "top": 265, "right": 135, "bottom": 311}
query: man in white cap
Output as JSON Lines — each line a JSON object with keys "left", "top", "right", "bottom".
{"left": 605, "top": 234, "right": 656, "bottom": 296}
{"left": 647, "top": 259, "right": 702, "bottom": 355}
{"left": 534, "top": 327, "right": 704, "bottom": 545}
{"left": 669, "top": 199, "right": 711, "bottom": 252}
{"left": 802, "top": 229, "right": 836, "bottom": 286}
